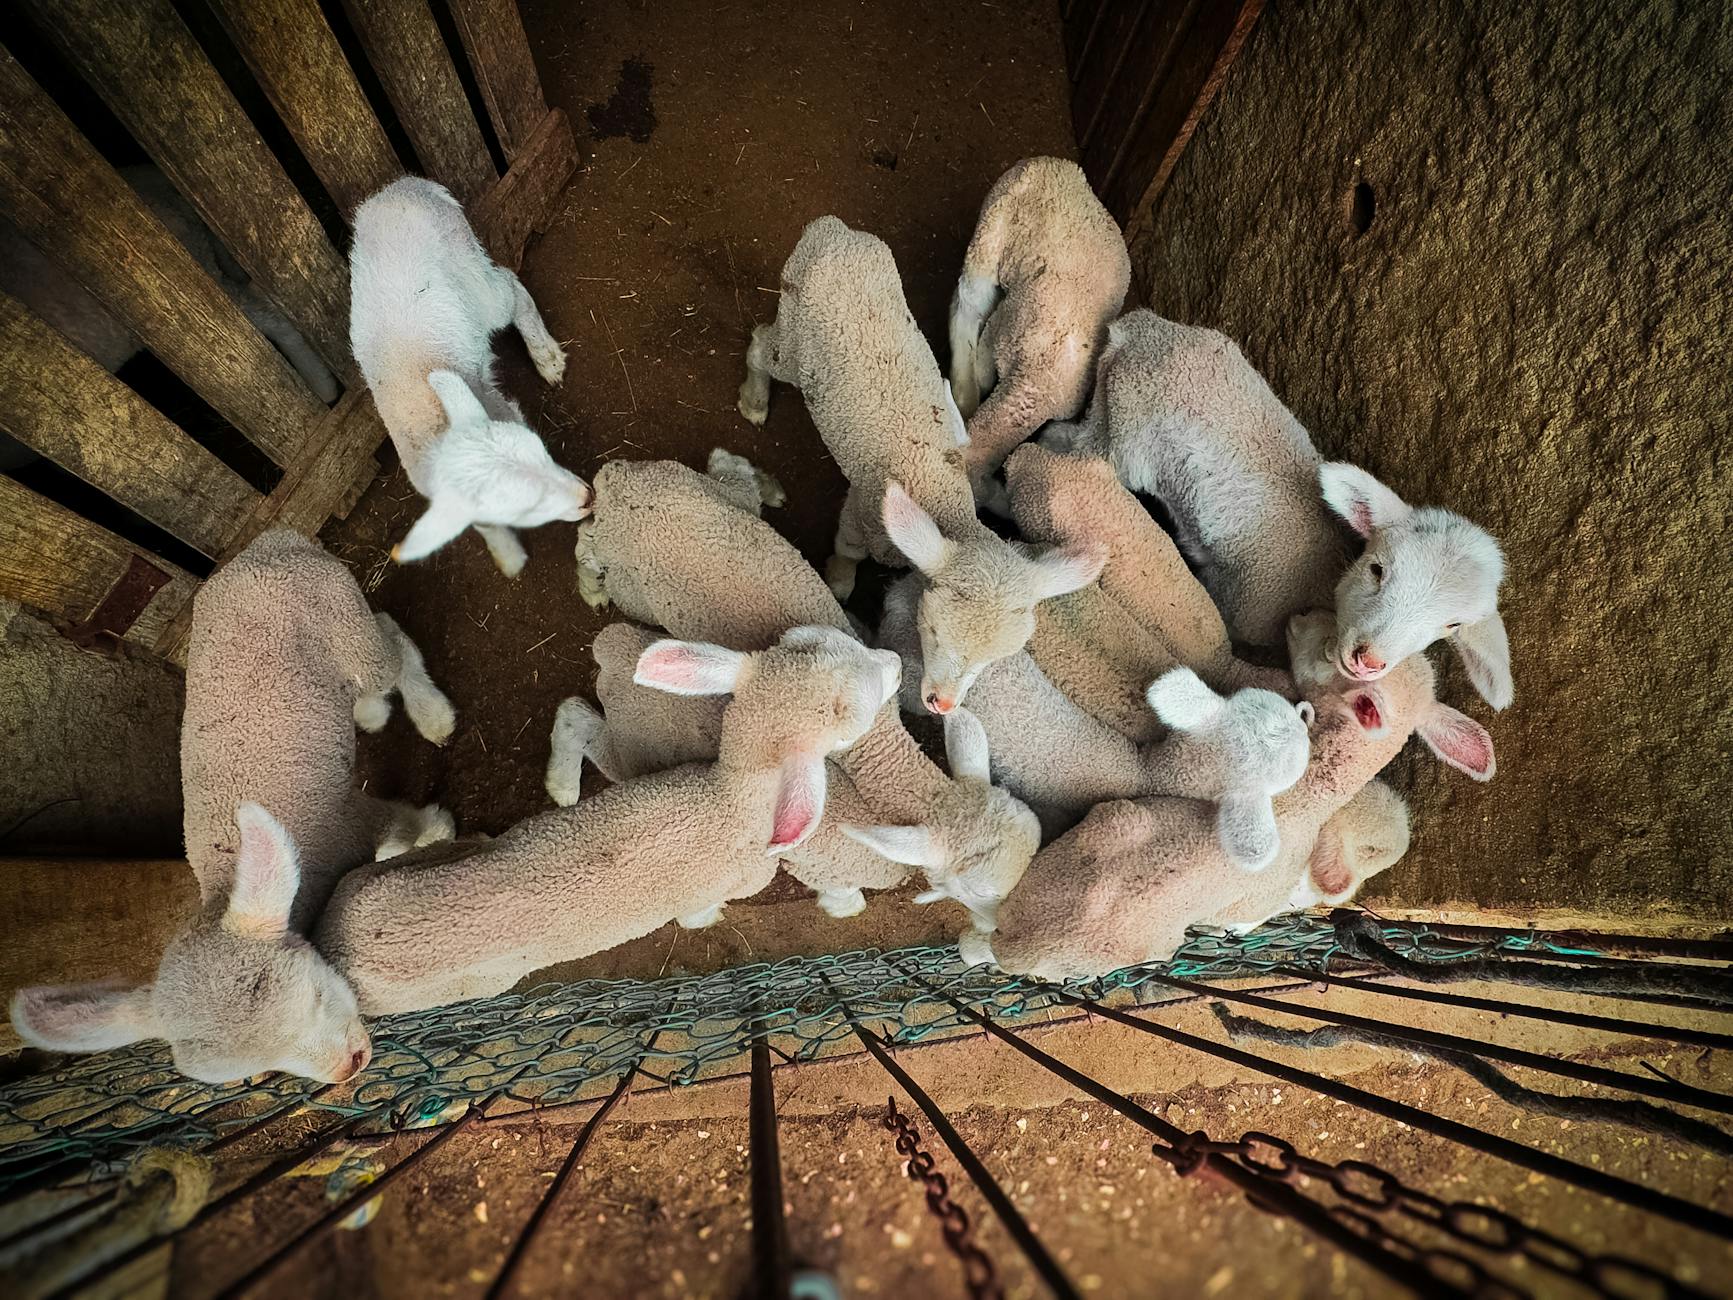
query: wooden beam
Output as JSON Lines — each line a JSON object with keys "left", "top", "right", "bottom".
{"left": 0, "top": 290, "right": 263, "bottom": 559}
{"left": 445, "top": 0, "right": 547, "bottom": 162}
{"left": 21, "top": 0, "right": 354, "bottom": 375}
{"left": 1063, "top": 0, "right": 1106, "bottom": 74}
{"left": 339, "top": 0, "right": 498, "bottom": 204}
{"left": 0, "top": 477, "right": 199, "bottom": 653}
{"left": 470, "top": 107, "right": 578, "bottom": 268}
{"left": 0, "top": 47, "right": 326, "bottom": 467}
{"left": 1106, "top": 0, "right": 1266, "bottom": 228}
{"left": 208, "top": 0, "right": 404, "bottom": 217}
{"left": 1079, "top": 0, "right": 1199, "bottom": 189}
{"left": 1070, "top": 0, "right": 1153, "bottom": 150}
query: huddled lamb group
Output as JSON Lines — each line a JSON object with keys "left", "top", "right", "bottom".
{"left": 11, "top": 160, "right": 1510, "bottom": 1086}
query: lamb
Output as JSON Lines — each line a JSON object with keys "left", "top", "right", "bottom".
{"left": 1043, "top": 311, "right": 1512, "bottom": 709}
{"left": 947, "top": 158, "right": 1131, "bottom": 502}
{"left": 10, "top": 530, "right": 456, "bottom": 1082}
{"left": 735, "top": 214, "right": 1104, "bottom": 711}
{"left": 0, "top": 164, "right": 339, "bottom": 405}
{"left": 966, "top": 614, "right": 1494, "bottom": 981}
{"left": 319, "top": 626, "right": 901, "bottom": 1013}
{"left": 571, "top": 457, "right": 1040, "bottom": 927}
{"left": 350, "top": 177, "right": 589, "bottom": 576}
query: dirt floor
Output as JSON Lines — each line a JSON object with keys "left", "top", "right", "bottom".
{"left": 321, "top": 0, "right": 1078, "bottom": 975}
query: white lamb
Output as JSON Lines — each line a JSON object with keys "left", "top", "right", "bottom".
{"left": 318, "top": 626, "right": 899, "bottom": 1013}
{"left": 736, "top": 214, "right": 1104, "bottom": 712}
{"left": 570, "top": 457, "right": 1040, "bottom": 928}
{"left": 349, "top": 177, "right": 589, "bottom": 576}
{"left": 1044, "top": 311, "right": 1512, "bottom": 709}
{"left": 966, "top": 615, "right": 1494, "bottom": 981}
{"left": 10, "top": 530, "right": 455, "bottom": 1082}
{"left": 948, "top": 157, "right": 1131, "bottom": 502}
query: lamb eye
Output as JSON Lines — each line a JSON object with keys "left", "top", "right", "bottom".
{"left": 1445, "top": 621, "right": 1462, "bottom": 633}
{"left": 1369, "top": 563, "right": 1385, "bottom": 583}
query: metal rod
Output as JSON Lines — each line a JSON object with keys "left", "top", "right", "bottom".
{"left": 486, "top": 1047, "right": 657, "bottom": 1300}
{"left": 1274, "top": 967, "right": 1733, "bottom": 1051}
{"left": 840, "top": 1005, "right": 1081, "bottom": 1300}
{"left": 213, "top": 1104, "right": 491, "bottom": 1298}
{"left": 749, "top": 1025, "right": 793, "bottom": 1300}
{"left": 1042, "top": 988, "right": 1733, "bottom": 1240}
{"left": 1152, "top": 975, "right": 1733, "bottom": 1115}
{"left": 1355, "top": 915, "right": 1733, "bottom": 964}
{"left": 0, "top": 1186, "right": 118, "bottom": 1255}
{"left": 909, "top": 980, "right": 1465, "bottom": 1298}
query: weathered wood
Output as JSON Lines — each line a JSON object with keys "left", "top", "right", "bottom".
{"left": 1080, "top": 0, "right": 1199, "bottom": 185}
{"left": 470, "top": 107, "right": 578, "bottom": 268}
{"left": 0, "top": 477, "right": 200, "bottom": 654}
{"left": 1070, "top": 0, "right": 1151, "bottom": 149}
{"left": 339, "top": 0, "right": 498, "bottom": 204}
{"left": 445, "top": 0, "right": 546, "bottom": 161}
{"left": 1063, "top": 0, "right": 1106, "bottom": 73}
{"left": 1106, "top": 0, "right": 1266, "bottom": 225}
{"left": 22, "top": 0, "right": 353, "bottom": 375}
{"left": 0, "top": 48, "right": 325, "bottom": 468}
{"left": 209, "top": 0, "right": 404, "bottom": 217}
{"left": 0, "top": 291, "right": 263, "bottom": 558}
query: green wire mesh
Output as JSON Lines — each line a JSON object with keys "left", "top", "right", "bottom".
{"left": 0, "top": 914, "right": 1583, "bottom": 1194}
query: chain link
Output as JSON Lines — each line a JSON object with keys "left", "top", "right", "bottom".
{"left": 882, "top": 1097, "right": 1003, "bottom": 1300}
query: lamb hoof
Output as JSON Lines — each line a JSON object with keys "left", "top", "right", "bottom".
{"left": 353, "top": 693, "right": 392, "bottom": 733}
{"left": 406, "top": 690, "right": 456, "bottom": 747}
{"left": 957, "top": 929, "right": 996, "bottom": 968}
{"left": 737, "top": 383, "right": 770, "bottom": 427}
{"left": 754, "top": 467, "right": 786, "bottom": 508}
{"left": 531, "top": 340, "right": 567, "bottom": 386}
{"left": 679, "top": 903, "right": 725, "bottom": 929}
{"left": 414, "top": 803, "right": 456, "bottom": 847}
{"left": 546, "top": 697, "right": 601, "bottom": 807}
{"left": 816, "top": 887, "right": 866, "bottom": 918}
{"left": 825, "top": 556, "right": 857, "bottom": 601}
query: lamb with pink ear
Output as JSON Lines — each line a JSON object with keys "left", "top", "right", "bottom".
{"left": 315, "top": 626, "right": 900, "bottom": 1015}
{"left": 350, "top": 177, "right": 590, "bottom": 578}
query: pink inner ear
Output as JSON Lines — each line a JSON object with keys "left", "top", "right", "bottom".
{"left": 638, "top": 645, "right": 702, "bottom": 688}
{"left": 770, "top": 764, "right": 821, "bottom": 851}
{"left": 1425, "top": 710, "right": 1496, "bottom": 778}
{"left": 1350, "top": 500, "right": 1375, "bottom": 538}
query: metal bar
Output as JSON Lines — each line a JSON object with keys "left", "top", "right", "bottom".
{"left": 749, "top": 1025, "right": 794, "bottom": 1300}
{"left": 0, "top": 1186, "right": 118, "bottom": 1255}
{"left": 841, "top": 1006, "right": 1081, "bottom": 1300}
{"left": 1358, "top": 915, "right": 1733, "bottom": 964}
{"left": 486, "top": 1045, "right": 657, "bottom": 1300}
{"left": 1153, "top": 975, "right": 1733, "bottom": 1115}
{"left": 1043, "top": 988, "right": 1733, "bottom": 1240}
{"left": 909, "top": 980, "right": 1465, "bottom": 1297}
{"left": 213, "top": 1104, "right": 490, "bottom": 1298}
{"left": 1275, "top": 967, "right": 1733, "bottom": 1051}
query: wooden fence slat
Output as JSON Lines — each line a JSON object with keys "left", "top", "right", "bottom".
{"left": 469, "top": 107, "right": 577, "bottom": 268}
{"left": 0, "top": 291, "right": 264, "bottom": 558}
{"left": 22, "top": 0, "right": 353, "bottom": 376}
{"left": 445, "top": 0, "right": 547, "bottom": 161}
{"left": 1063, "top": 0, "right": 1106, "bottom": 74}
{"left": 1080, "top": 0, "right": 1199, "bottom": 187}
{"left": 1070, "top": 0, "right": 1151, "bottom": 149}
{"left": 339, "top": 0, "right": 497, "bottom": 204}
{"left": 0, "top": 49, "right": 325, "bottom": 468}
{"left": 0, "top": 476, "right": 199, "bottom": 652}
{"left": 209, "top": 0, "right": 403, "bottom": 217}
{"left": 1105, "top": 0, "right": 1266, "bottom": 226}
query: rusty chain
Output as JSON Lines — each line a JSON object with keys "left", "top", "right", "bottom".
{"left": 1153, "top": 1130, "right": 1694, "bottom": 1300}
{"left": 882, "top": 1097, "right": 1004, "bottom": 1300}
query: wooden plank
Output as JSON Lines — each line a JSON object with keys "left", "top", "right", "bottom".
{"left": 469, "top": 107, "right": 577, "bottom": 268}
{"left": 339, "top": 0, "right": 498, "bottom": 204}
{"left": 0, "top": 48, "right": 325, "bottom": 468}
{"left": 209, "top": 0, "right": 404, "bottom": 217}
{"left": 1105, "top": 0, "right": 1266, "bottom": 225}
{"left": 445, "top": 0, "right": 546, "bottom": 161}
{"left": 0, "top": 477, "right": 200, "bottom": 653}
{"left": 1070, "top": 0, "right": 1150, "bottom": 149}
{"left": 1063, "top": 0, "right": 1106, "bottom": 74}
{"left": 0, "top": 290, "right": 264, "bottom": 558}
{"left": 22, "top": 0, "right": 353, "bottom": 376}
{"left": 1080, "top": 0, "right": 1198, "bottom": 186}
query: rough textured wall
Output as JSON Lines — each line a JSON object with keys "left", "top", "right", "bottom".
{"left": 1133, "top": 1, "right": 1731, "bottom": 916}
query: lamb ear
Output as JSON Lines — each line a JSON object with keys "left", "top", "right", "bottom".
{"left": 769, "top": 753, "right": 827, "bottom": 853}
{"left": 392, "top": 495, "right": 473, "bottom": 563}
{"left": 942, "top": 707, "right": 992, "bottom": 783}
{"left": 1217, "top": 793, "right": 1280, "bottom": 872}
{"left": 942, "top": 381, "right": 969, "bottom": 447}
{"left": 228, "top": 803, "right": 301, "bottom": 937}
{"left": 842, "top": 823, "right": 947, "bottom": 869}
{"left": 1308, "top": 827, "right": 1356, "bottom": 902}
{"left": 11, "top": 983, "right": 159, "bottom": 1052}
{"left": 427, "top": 369, "right": 490, "bottom": 428}
{"left": 1453, "top": 613, "right": 1513, "bottom": 711}
{"left": 1319, "top": 462, "right": 1410, "bottom": 538}
{"left": 1417, "top": 703, "right": 1497, "bottom": 781}
{"left": 882, "top": 482, "right": 952, "bottom": 575}
{"left": 1146, "top": 668, "right": 1224, "bottom": 732}
{"left": 634, "top": 640, "right": 749, "bottom": 696}
{"left": 1027, "top": 543, "right": 1106, "bottom": 601}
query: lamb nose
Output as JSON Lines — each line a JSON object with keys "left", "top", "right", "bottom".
{"left": 1354, "top": 645, "right": 1385, "bottom": 672}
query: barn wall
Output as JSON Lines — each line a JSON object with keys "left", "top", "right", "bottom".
{"left": 1131, "top": 0, "right": 1732, "bottom": 916}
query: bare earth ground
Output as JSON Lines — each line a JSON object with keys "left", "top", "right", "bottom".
{"left": 322, "top": 0, "right": 1078, "bottom": 978}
